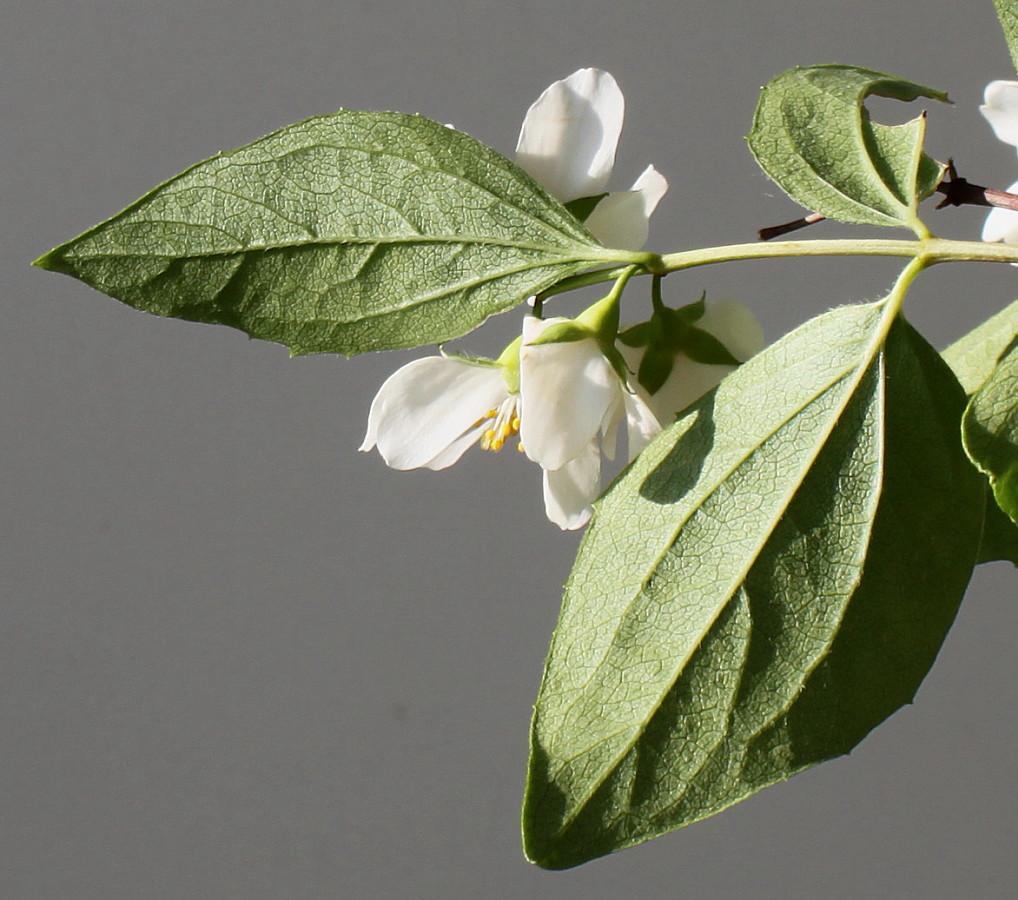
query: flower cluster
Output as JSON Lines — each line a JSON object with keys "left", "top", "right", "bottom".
{"left": 361, "top": 69, "right": 763, "bottom": 528}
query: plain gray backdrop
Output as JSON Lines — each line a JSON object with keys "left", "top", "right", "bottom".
{"left": 4, "top": 1, "right": 1017, "bottom": 897}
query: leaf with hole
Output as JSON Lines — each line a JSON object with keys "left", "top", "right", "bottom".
{"left": 747, "top": 65, "right": 948, "bottom": 231}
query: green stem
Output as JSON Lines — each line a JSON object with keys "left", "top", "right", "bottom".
{"left": 542, "top": 237, "right": 1018, "bottom": 300}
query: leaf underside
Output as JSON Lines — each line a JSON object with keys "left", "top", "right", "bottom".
{"left": 35, "top": 111, "right": 610, "bottom": 356}
{"left": 964, "top": 339, "right": 1018, "bottom": 526}
{"left": 993, "top": 0, "right": 1018, "bottom": 75}
{"left": 524, "top": 302, "right": 982, "bottom": 869}
{"left": 746, "top": 65, "right": 948, "bottom": 230}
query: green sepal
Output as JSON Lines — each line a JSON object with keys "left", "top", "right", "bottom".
{"left": 618, "top": 290, "right": 742, "bottom": 396}
{"left": 525, "top": 321, "right": 592, "bottom": 346}
{"left": 34, "top": 110, "right": 617, "bottom": 357}
{"left": 746, "top": 65, "right": 949, "bottom": 233}
{"left": 564, "top": 193, "right": 609, "bottom": 223}
{"left": 681, "top": 326, "right": 742, "bottom": 367}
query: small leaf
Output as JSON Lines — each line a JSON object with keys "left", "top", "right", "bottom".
{"left": 523, "top": 302, "right": 982, "bottom": 869}
{"left": 993, "top": 0, "right": 1018, "bottom": 75}
{"left": 963, "top": 340, "right": 1018, "bottom": 524}
{"left": 746, "top": 65, "right": 949, "bottom": 231}
{"left": 942, "top": 298, "right": 1018, "bottom": 393}
{"left": 35, "top": 112, "right": 627, "bottom": 356}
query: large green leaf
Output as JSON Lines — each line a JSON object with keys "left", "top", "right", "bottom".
{"left": 747, "top": 65, "right": 948, "bottom": 231}
{"left": 523, "top": 302, "right": 982, "bottom": 869}
{"left": 34, "top": 112, "right": 624, "bottom": 356}
{"left": 943, "top": 297, "right": 1018, "bottom": 393}
{"left": 993, "top": 0, "right": 1018, "bottom": 74}
{"left": 964, "top": 340, "right": 1018, "bottom": 525}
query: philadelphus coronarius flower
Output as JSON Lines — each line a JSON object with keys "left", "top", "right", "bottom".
{"left": 980, "top": 80, "right": 1018, "bottom": 244}
{"left": 619, "top": 298, "right": 765, "bottom": 424}
{"left": 359, "top": 315, "right": 661, "bottom": 530}
{"left": 360, "top": 68, "right": 672, "bottom": 529}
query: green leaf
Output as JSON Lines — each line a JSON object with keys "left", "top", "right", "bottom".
{"left": 746, "top": 65, "right": 949, "bottom": 232}
{"left": 34, "top": 112, "right": 624, "bottom": 356}
{"left": 963, "top": 340, "right": 1018, "bottom": 524}
{"left": 993, "top": 0, "right": 1018, "bottom": 74}
{"left": 942, "top": 298, "right": 1018, "bottom": 393}
{"left": 977, "top": 484, "right": 1018, "bottom": 565}
{"left": 523, "top": 303, "right": 982, "bottom": 869}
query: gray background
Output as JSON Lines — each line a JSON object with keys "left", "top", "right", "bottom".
{"left": 4, "top": 1, "right": 1017, "bottom": 897}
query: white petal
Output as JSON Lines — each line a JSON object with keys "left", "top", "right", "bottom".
{"left": 542, "top": 442, "right": 601, "bottom": 530}
{"left": 584, "top": 165, "right": 669, "bottom": 251}
{"left": 983, "top": 179, "right": 1018, "bottom": 244}
{"left": 360, "top": 356, "right": 508, "bottom": 470}
{"left": 697, "top": 299, "right": 765, "bottom": 362}
{"left": 981, "top": 81, "right": 1018, "bottom": 148}
{"left": 623, "top": 391, "right": 662, "bottom": 462}
{"left": 515, "top": 68, "right": 624, "bottom": 202}
{"left": 519, "top": 317, "right": 620, "bottom": 470}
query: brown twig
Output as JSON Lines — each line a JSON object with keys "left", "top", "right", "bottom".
{"left": 757, "top": 160, "right": 1018, "bottom": 242}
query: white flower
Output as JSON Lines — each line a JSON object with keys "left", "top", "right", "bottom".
{"left": 359, "top": 316, "right": 662, "bottom": 530}
{"left": 619, "top": 299, "right": 765, "bottom": 424}
{"left": 359, "top": 354, "right": 521, "bottom": 471}
{"left": 979, "top": 80, "right": 1018, "bottom": 244}
{"left": 519, "top": 317, "right": 661, "bottom": 529}
{"left": 515, "top": 68, "right": 668, "bottom": 251}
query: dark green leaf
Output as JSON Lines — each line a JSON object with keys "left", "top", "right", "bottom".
{"left": 35, "top": 112, "right": 626, "bottom": 356}
{"left": 523, "top": 303, "right": 982, "bottom": 869}
{"left": 746, "top": 65, "right": 948, "bottom": 231}
{"left": 977, "top": 485, "right": 1018, "bottom": 565}
{"left": 963, "top": 340, "right": 1018, "bottom": 524}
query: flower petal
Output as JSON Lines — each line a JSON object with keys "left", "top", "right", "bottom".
{"left": 981, "top": 81, "right": 1018, "bottom": 148}
{"left": 515, "top": 68, "right": 624, "bottom": 202}
{"left": 584, "top": 165, "right": 669, "bottom": 251}
{"left": 697, "top": 299, "right": 765, "bottom": 363}
{"left": 519, "top": 317, "right": 620, "bottom": 470}
{"left": 983, "top": 179, "right": 1018, "bottom": 244}
{"left": 360, "top": 356, "right": 508, "bottom": 469}
{"left": 542, "top": 441, "right": 601, "bottom": 530}
{"left": 623, "top": 391, "right": 662, "bottom": 461}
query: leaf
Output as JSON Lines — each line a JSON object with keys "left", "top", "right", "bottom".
{"left": 977, "top": 484, "right": 1018, "bottom": 565}
{"left": 746, "top": 65, "right": 949, "bottom": 231}
{"left": 942, "top": 298, "right": 1018, "bottom": 393}
{"left": 993, "top": 0, "right": 1018, "bottom": 75}
{"left": 34, "top": 112, "right": 624, "bottom": 356}
{"left": 523, "top": 303, "right": 982, "bottom": 869}
{"left": 963, "top": 340, "right": 1018, "bottom": 525}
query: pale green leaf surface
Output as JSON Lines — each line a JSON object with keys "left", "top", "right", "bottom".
{"left": 524, "top": 305, "right": 982, "bottom": 869}
{"left": 35, "top": 112, "right": 616, "bottom": 356}
{"left": 993, "top": 0, "right": 1018, "bottom": 74}
{"left": 964, "top": 340, "right": 1018, "bottom": 524}
{"left": 943, "top": 298, "right": 1018, "bottom": 393}
{"left": 746, "top": 65, "right": 948, "bottom": 230}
